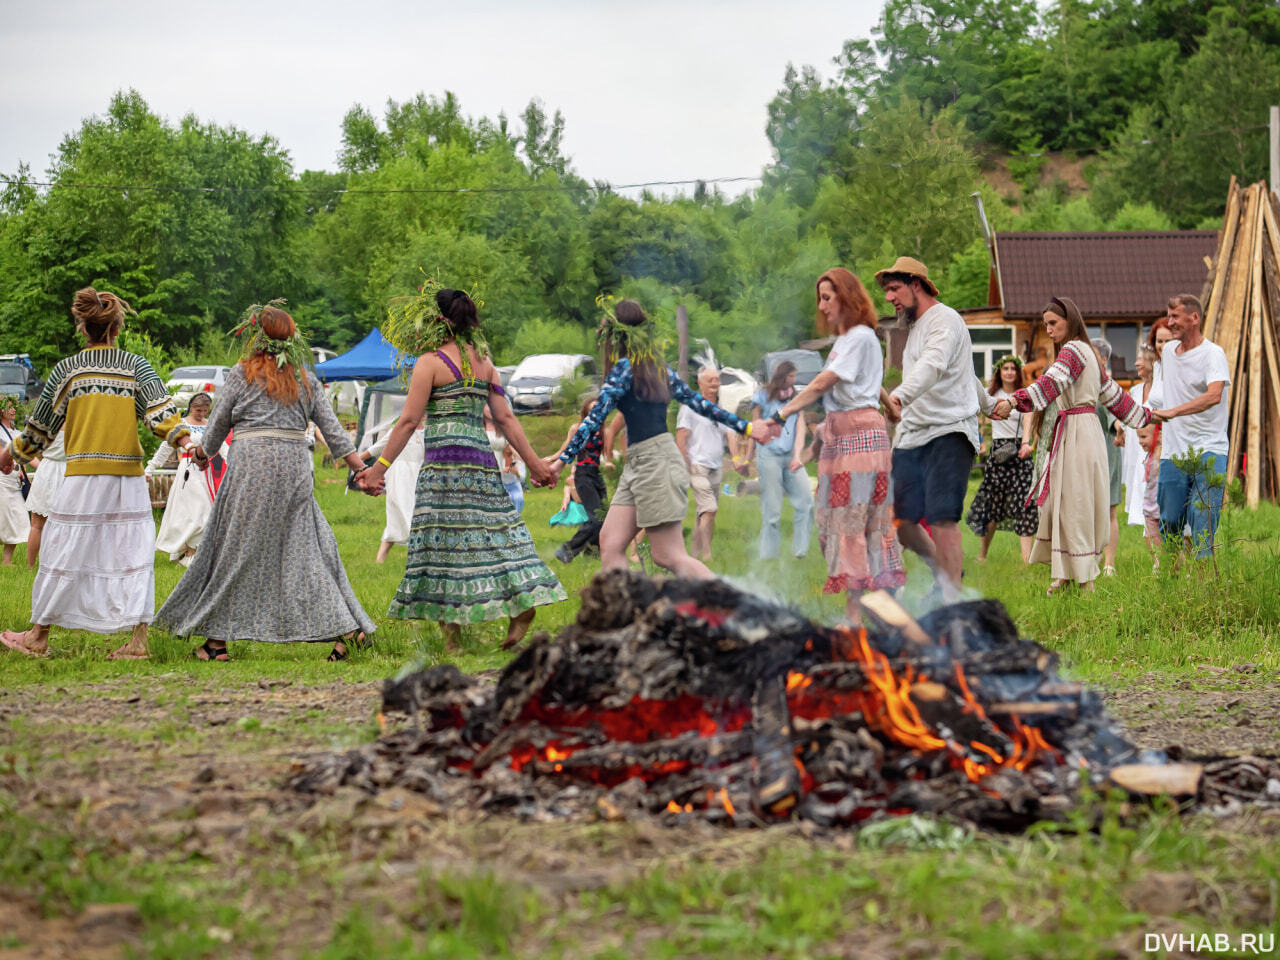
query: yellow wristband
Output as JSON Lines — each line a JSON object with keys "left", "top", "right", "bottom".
{"left": 744, "top": 422, "right": 753, "bottom": 437}
{"left": 377, "top": 456, "right": 392, "bottom": 468}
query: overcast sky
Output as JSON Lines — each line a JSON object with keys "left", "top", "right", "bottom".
{"left": 1, "top": 0, "right": 882, "bottom": 195}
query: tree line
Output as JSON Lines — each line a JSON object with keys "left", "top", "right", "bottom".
{"left": 2, "top": 0, "right": 1276, "bottom": 375}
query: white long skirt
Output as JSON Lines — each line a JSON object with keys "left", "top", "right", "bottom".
{"left": 32, "top": 475, "right": 155, "bottom": 631}
{"left": 155, "top": 461, "right": 213, "bottom": 560}
{"left": 26, "top": 457, "right": 67, "bottom": 518}
{"left": 381, "top": 431, "right": 425, "bottom": 544}
{"left": 0, "top": 471, "right": 29, "bottom": 545}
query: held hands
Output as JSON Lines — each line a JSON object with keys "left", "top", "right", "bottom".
{"left": 884, "top": 394, "right": 903, "bottom": 423}
{"left": 1018, "top": 442, "right": 1033, "bottom": 459}
{"left": 788, "top": 457, "right": 804, "bottom": 473}
{"left": 1151, "top": 408, "right": 1173, "bottom": 423}
{"left": 0, "top": 446, "right": 12, "bottom": 475}
{"left": 750, "top": 419, "right": 782, "bottom": 444}
{"left": 528, "top": 456, "right": 558, "bottom": 488}
{"left": 990, "top": 398, "right": 1012, "bottom": 421}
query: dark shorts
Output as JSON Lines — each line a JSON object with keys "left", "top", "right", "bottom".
{"left": 892, "top": 432, "right": 975, "bottom": 525}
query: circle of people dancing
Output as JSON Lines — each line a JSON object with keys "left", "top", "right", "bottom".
{"left": 0, "top": 253, "right": 1228, "bottom": 659}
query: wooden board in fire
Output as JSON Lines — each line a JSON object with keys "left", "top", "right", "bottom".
{"left": 288, "top": 571, "right": 1280, "bottom": 830}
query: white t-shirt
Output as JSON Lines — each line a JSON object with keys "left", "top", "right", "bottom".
{"left": 676, "top": 402, "right": 734, "bottom": 469}
{"left": 823, "top": 325, "right": 882, "bottom": 412}
{"left": 990, "top": 389, "right": 1022, "bottom": 440}
{"left": 1158, "top": 339, "right": 1231, "bottom": 458}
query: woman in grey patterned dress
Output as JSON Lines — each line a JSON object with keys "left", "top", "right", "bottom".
{"left": 155, "top": 305, "right": 375, "bottom": 661}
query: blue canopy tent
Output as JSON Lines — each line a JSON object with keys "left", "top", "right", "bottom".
{"left": 315, "top": 329, "right": 414, "bottom": 450}
{"left": 314, "top": 328, "right": 412, "bottom": 383}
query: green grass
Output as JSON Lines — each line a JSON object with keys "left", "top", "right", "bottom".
{"left": 1, "top": 411, "right": 1278, "bottom": 958}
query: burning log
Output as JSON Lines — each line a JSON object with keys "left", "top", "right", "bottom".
{"left": 288, "top": 570, "right": 1280, "bottom": 830}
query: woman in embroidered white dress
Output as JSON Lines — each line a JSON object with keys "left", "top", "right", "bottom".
{"left": 360, "top": 420, "right": 425, "bottom": 564}
{"left": 0, "top": 400, "right": 31, "bottom": 565}
{"left": 1009, "top": 297, "right": 1152, "bottom": 595}
{"left": 25, "top": 427, "right": 66, "bottom": 566}
{"left": 150, "top": 392, "right": 215, "bottom": 565}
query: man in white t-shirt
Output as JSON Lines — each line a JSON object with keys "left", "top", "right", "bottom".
{"left": 676, "top": 367, "right": 737, "bottom": 561}
{"left": 877, "top": 257, "right": 1006, "bottom": 601}
{"left": 1151, "top": 293, "right": 1230, "bottom": 558}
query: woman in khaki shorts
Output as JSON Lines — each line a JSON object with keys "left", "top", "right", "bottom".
{"left": 550, "top": 299, "right": 771, "bottom": 577}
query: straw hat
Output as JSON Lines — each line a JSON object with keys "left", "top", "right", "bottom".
{"left": 874, "top": 256, "right": 938, "bottom": 297}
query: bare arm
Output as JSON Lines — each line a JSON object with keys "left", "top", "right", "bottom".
{"left": 602, "top": 411, "right": 625, "bottom": 460}
{"left": 675, "top": 427, "right": 690, "bottom": 461}
{"left": 1154, "top": 381, "right": 1225, "bottom": 421}
{"left": 791, "top": 413, "right": 807, "bottom": 469}
{"left": 358, "top": 355, "right": 435, "bottom": 483}
{"left": 491, "top": 392, "right": 552, "bottom": 485}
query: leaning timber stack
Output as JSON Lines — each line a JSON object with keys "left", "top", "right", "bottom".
{"left": 1200, "top": 176, "right": 1280, "bottom": 507}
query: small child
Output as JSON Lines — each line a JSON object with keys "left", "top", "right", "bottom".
{"left": 1138, "top": 422, "right": 1162, "bottom": 570}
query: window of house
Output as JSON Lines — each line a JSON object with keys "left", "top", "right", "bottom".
{"left": 969, "top": 326, "right": 1017, "bottom": 381}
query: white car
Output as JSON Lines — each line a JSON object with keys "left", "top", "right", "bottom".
{"left": 166, "top": 365, "right": 231, "bottom": 408}
{"left": 506, "top": 354, "right": 597, "bottom": 412}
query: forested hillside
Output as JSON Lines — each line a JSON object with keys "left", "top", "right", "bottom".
{"left": 2, "top": 0, "right": 1277, "bottom": 373}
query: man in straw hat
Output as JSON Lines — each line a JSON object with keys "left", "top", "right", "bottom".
{"left": 876, "top": 256, "right": 1009, "bottom": 603}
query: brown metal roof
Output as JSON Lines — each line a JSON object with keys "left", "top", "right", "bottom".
{"left": 994, "top": 231, "right": 1217, "bottom": 319}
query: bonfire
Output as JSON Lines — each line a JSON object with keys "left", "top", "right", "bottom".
{"left": 289, "top": 571, "right": 1278, "bottom": 829}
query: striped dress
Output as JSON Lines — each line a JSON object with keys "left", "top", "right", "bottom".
{"left": 387, "top": 364, "right": 566, "bottom": 624}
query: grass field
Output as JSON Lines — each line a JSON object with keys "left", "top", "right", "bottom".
{"left": 0, "top": 412, "right": 1277, "bottom": 959}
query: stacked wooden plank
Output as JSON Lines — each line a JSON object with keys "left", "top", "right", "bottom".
{"left": 1201, "top": 177, "right": 1280, "bottom": 507}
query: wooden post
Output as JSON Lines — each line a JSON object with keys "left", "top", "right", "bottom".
{"left": 676, "top": 305, "right": 689, "bottom": 383}
{"left": 1270, "top": 105, "right": 1279, "bottom": 199}
{"left": 1247, "top": 202, "right": 1265, "bottom": 508}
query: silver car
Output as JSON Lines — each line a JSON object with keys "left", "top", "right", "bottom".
{"left": 166, "top": 365, "right": 231, "bottom": 408}
{"left": 506, "top": 354, "right": 597, "bottom": 412}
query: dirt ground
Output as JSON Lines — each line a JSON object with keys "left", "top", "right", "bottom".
{"left": 0, "top": 673, "right": 1276, "bottom": 959}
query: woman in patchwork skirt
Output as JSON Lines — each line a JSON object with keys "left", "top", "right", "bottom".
{"left": 735, "top": 268, "right": 905, "bottom": 621}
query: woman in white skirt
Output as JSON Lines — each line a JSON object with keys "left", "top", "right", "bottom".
{"left": 361, "top": 422, "right": 425, "bottom": 563}
{"left": 150, "top": 392, "right": 214, "bottom": 565}
{"left": 24, "top": 427, "right": 66, "bottom": 566}
{"left": 0, "top": 400, "right": 30, "bottom": 566}
{"left": 0, "top": 287, "right": 193, "bottom": 659}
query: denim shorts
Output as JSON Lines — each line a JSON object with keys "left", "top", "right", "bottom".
{"left": 891, "top": 432, "right": 975, "bottom": 524}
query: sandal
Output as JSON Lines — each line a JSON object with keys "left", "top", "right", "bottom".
{"left": 327, "top": 644, "right": 348, "bottom": 662}
{"left": 328, "top": 631, "right": 368, "bottom": 661}
{"left": 193, "top": 641, "right": 229, "bottom": 662}
{"left": 0, "top": 630, "right": 50, "bottom": 659}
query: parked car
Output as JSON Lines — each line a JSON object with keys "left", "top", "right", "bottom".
{"left": 760, "top": 348, "right": 824, "bottom": 388}
{"left": 495, "top": 365, "right": 517, "bottom": 390}
{"left": 0, "top": 355, "right": 43, "bottom": 400}
{"left": 166, "top": 365, "right": 232, "bottom": 407}
{"left": 506, "top": 353, "right": 597, "bottom": 412}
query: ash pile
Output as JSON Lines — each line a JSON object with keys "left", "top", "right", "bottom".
{"left": 289, "top": 571, "right": 1280, "bottom": 829}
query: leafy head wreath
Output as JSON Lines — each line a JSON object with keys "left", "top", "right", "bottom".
{"left": 595, "top": 293, "right": 668, "bottom": 369}
{"left": 994, "top": 354, "right": 1023, "bottom": 371}
{"left": 384, "top": 269, "right": 488, "bottom": 382}
{"left": 230, "top": 298, "right": 312, "bottom": 380}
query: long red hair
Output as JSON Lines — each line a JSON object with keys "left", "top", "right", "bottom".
{"left": 243, "top": 306, "right": 309, "bottom": 403}
{"left": 815, "top": 268, "right": 877, "bottom": 336}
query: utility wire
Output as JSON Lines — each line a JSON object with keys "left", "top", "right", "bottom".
{"left": 0, "top": 121, "right": 1266, "bottom": 196}
{"left": 0, "top": 174, "right": 763, "bottom": 196}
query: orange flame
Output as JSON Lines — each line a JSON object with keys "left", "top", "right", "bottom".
{"left": 717, "top": 788, "right": 736, "bottom": 818}
{"left": 787, "top": 628, "right": 1062, "bottom": 786}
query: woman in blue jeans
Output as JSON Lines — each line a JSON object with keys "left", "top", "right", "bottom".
{"left": 751, "top": 361, "right": 813, "bottom": 559}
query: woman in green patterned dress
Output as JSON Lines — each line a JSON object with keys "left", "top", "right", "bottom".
{"left": 358, "top": 287, "right": 564, "bottom": 649}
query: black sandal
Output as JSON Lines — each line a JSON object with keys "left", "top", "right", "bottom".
{"left": 327, "top": 645, "right": 348, "bottom": 662}
{"left": 193, "top": 641, "right": 229, "bottom": 662}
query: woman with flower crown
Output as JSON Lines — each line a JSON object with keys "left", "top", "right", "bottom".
{"left": 548, "top": 298, "right": 775, "bottom": 578}
{"left": 154, "top": 301, "right": 376, "bottom": 661}
{"left": 358, "top": 282, "right": 565, "bottom": 651}
{"left": 965, "top": 354, "right": 1039, "bottom": 563}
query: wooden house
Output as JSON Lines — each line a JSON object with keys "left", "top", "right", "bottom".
{"left": 961, "top": 230, "right": 1218, "bottom": 381}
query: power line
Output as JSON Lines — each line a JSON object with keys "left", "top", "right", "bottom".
{"left": 0, "top": 174, "right": 763, "bottom": 196}
{"left": 0, "top": 121, "right": 1266, "bottom": 196}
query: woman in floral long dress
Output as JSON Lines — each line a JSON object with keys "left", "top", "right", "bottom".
{"left": 358, "top": 286, "right": 564, "bottom": 650}
{"left": 1010, "top": 297, "right": 1151, "bottom": 594}
{"left": 155, "top": 302, "right": 375, "bottom": 661}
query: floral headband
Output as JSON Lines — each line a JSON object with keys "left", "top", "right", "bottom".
{"left": 595, "top": 294, "right": 668, "bottom": 369}
{"left": 230, "top": 298, "right": 312, "bottom": 379}
{"left": 995, "top": 354, "right": 1023, "bottom": 370}
{"left": 384, "top": 270, "right": 488, "bottom": 382}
